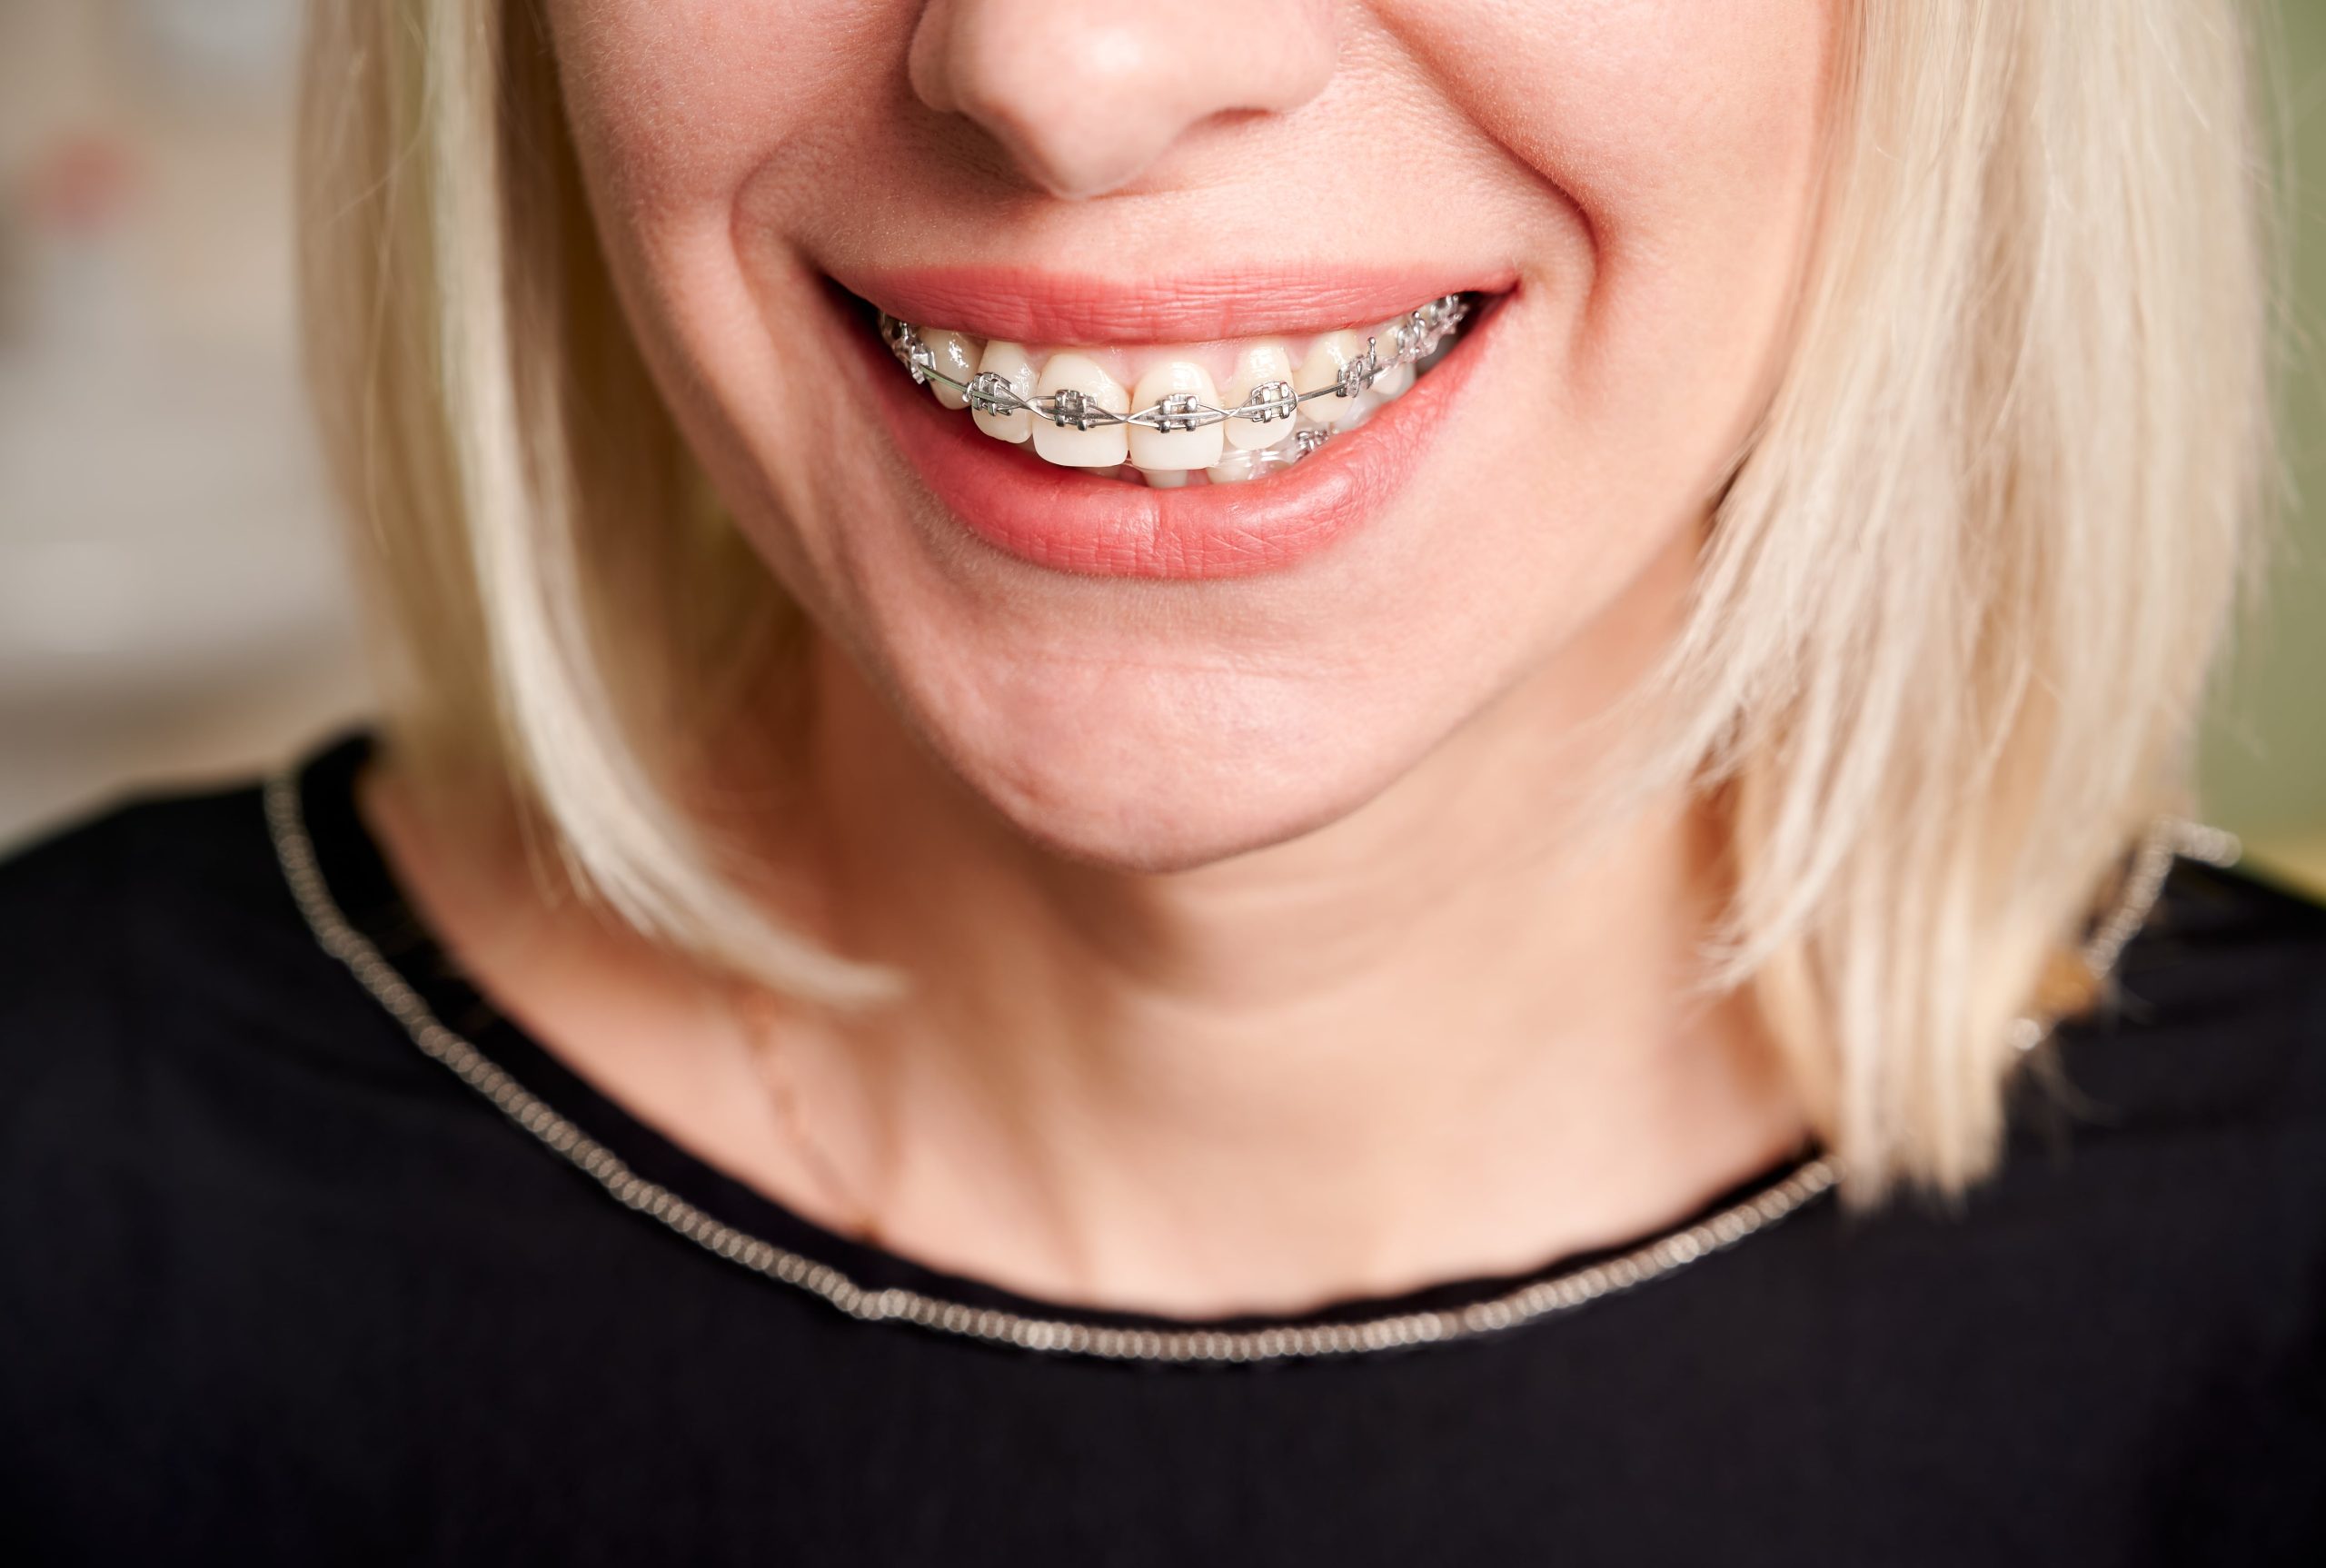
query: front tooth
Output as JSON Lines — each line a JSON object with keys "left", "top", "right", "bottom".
{"left": 971, "top": 342, "right": 1039, "bottom": 442}
{"left": 1292, "top": 331, "right": 1375, "bottom": 429}
{"left": 1030, "top": 354, "right": 1130, "bottom": 468}
{"left": 1128, "top": 361, "right": 1224, "bottom": 472}
{"left": 1368, "top": 318, "right": 1416, "bottom": 402}
{"left": 1218, "top": 342, "right": 1298, "bottom": 452}
{"left": 924, "top": 329, "right": 984, "bottom": 410}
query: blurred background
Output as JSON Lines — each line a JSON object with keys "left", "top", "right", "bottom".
{"left": 0, "top": 0, "right": 2321, "bottom": 891}
{"left": 0, "top": 0, "right": 363, "bottom": 843}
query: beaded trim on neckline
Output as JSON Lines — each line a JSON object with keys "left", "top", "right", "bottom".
{"left": 259, "top": 737, "right": 2223, "bottom": 1365}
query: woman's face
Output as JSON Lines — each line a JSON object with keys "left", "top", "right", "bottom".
{"left": 545, "top": 0, "right": 1835, "bottom": 869}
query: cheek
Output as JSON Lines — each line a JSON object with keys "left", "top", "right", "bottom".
{"left": 538, "top": 1, "right": 851, "bottom": 394}
{"left": 545, "top": 1, "right": 893, "bottom": 216}
{"left": 1408, "top": 0, "right": 1834, "bottom": 452}
{"left": 1402, "top": 0, "right": 1835, "bottom": 235}
{"left": 539, "top": 0, "right": 922, "bottom": 592}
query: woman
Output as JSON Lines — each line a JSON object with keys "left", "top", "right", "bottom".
{"left": 3, "top": 0, "right": 2319, "bottom": 1560}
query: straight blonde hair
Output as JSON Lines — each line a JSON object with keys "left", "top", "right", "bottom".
{"left": 297, "top": 0, "right": 2276, "bottom": 1198}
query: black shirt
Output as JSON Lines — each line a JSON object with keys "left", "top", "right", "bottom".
{"left": 3, "top": 729, "right": 2322, "bottom": 1564}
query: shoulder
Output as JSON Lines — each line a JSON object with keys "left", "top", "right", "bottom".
{"left": 0, "top": 734, "right": 408, "bottom": 1123}
{"left": 0, "top": 767, "right": 292, "bottom": 912}
{"left": 1993, "top": 853, "right": 2326, "bottom": 1308}
{"left": 2045, "top": 854, "right": 2326, "bottom": 1136}
{"left": 0, "top": 776, "right": 284, "bottom": 1057}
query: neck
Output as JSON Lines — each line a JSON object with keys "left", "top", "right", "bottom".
{"left": 753, "top": 645, "right": 1805, "bottom": 1318}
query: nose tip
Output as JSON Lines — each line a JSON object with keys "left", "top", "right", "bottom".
{"left": 908, "top": 0, "right": 1340, "bottom": 200}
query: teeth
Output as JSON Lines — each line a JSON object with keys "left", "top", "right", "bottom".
{"left": 923, "top": 330, "right": 984, "bottom": 411}
{"left": 1368, "top": 318, "right": 1415, "bottom": 402}
{"left": 1030, "top": 354, "right": 1130, "bottom": 468}
{"left": 1128, "top": 361, "right": 1225, "bottom": 472}
{"left": 971, "top": 342, "right": 1039, "bottom": 442}
{"left": 1292, "top": 331, "right": 1375, "bottom": 430}
{"left": 889, "top": 293, "right": 1473, "bottom": 486}
{"left": 1218, "top": 342, "right": 1299, "bottom": 452}
{"left": 1206, "top": 431, "right": 1300, "bottom": 485}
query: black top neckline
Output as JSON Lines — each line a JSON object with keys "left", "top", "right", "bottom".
{"left": 287, "top": 726, "right": 1826, "bottom": 1337}
{"left": 13, "top": 736, "right": 2325, "bottom": 1554}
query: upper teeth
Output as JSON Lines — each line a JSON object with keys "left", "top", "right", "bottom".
{"left": 877, "top": 295, "right": 1471, "bottom": 482}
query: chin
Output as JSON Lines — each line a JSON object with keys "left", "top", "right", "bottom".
{"left": 917, "top": 674, "right": 1426, "bottom": 874}
{"left": 983, "top": 769, "right": 1389, "bottom": 875}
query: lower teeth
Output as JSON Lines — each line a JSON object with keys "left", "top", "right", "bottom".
{"left": 1120, "top": 423, "right": 1347, "bottom": 489}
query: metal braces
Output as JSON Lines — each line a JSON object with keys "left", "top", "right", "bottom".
{"left": 878, "top": 293, "right": 1473, "bottom": 433}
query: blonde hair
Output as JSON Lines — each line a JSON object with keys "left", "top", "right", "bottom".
{"left": 298, "top": 0, "right": 2275, "bottom": 1198}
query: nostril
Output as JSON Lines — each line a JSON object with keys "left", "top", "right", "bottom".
{"left": 913, "top": 11, "right": 1179, "bottom": 200}
{"left": 909, "top": 0, "right": 1340, "bottom": 201}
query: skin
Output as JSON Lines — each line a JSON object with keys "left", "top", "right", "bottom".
{"left": 367, "top": 0, "right": 1836, "bottom": 1315}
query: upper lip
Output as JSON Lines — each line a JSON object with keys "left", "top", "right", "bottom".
{"left": 830, "top": 263, "right": 1517, "bottom": 344}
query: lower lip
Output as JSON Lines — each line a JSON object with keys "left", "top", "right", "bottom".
{"left": 848, "top": 298, "right": 1500, "bottom": 581}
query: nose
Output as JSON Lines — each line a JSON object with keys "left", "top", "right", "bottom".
{"left": 907, "top": 0, "right": 1340, "bottom": 200}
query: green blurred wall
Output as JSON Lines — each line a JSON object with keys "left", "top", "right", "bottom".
{"left": 2200, "top": 0, "right": 2326, "bottom": 886}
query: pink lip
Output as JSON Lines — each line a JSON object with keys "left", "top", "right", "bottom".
{"left": 830, "top": 264, "right": 1515, "bottom": 345}
{"left": 841, "top": 278, "right": 1504, "bottom": 580}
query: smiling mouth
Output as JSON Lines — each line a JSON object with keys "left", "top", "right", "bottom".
{"left": 839, "top": 286, "right": 1494, "bottom": 490}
